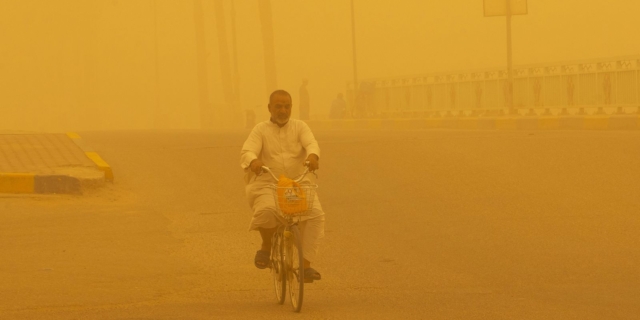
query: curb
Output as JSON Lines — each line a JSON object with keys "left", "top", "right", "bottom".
{"left": 0, "top": 172, "right": 84, "bottom": 195}
{"left": 306, "top": 115, "right": 640, "bottom": 131}
{"left": 0, "top": 133, "right": 113, "bottom": 194}
{"left": 66, "top": 132, "right": 114, "bottom": 182}
{"left": 0, "top": 173, "right": 35, "bottom": 194}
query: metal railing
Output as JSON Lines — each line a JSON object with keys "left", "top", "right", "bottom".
{"left": 347, "top": 55, "right": 640, "bottom": 118}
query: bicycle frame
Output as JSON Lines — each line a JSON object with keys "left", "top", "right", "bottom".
{"left": 270, "top": 201, "right": 305, "bottom": 312}
{"left": 261, "top": 164, "right": 314, "bottom": 312}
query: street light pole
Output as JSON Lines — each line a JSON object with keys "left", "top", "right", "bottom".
{"left": 350, "top": 0, "right": 358, "bottom": 118}
{"left": 506, "top": 0, "right": 514, "bottom": 115}
{"left": 484, "top": 0, "right": 526, "bottom": 115}
{"left": 259, "top": 0, "right": 278, "bottom": 95}
{"left": 230, "top": 0, "right": 241, "bottom": 108}
{"left": 193, "top": 0, "right": 210, "bottom": 128}
{"left": 152, "top": 0, "right": 162, "bottom": 128}
{"left": 213, "top": 0, "right": 234, "bottom": 112}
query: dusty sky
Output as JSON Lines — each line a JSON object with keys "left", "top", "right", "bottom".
{"left": 1, "top": 0, "right": 638, "bottom": 131}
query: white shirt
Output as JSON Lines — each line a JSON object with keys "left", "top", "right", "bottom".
{"left": 240, "top": 119, "right": 320, "bottom": 184}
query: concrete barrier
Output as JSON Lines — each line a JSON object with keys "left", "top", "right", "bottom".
{"left": 584, "top": 116, "right": 609, "bottom": 130}
{"left": 558, "top": 116, "right": 584, "bottom": 130}
{"left": 478, "top": 118, "right": 497, "bottom": 129}
{"left": 496, "top": 118, "right": 517, "bottom": 130}
{"left": 381, "top": 119, "right": 396, "bottom": 130}
{"left": 440, "top": 118, "right": 460, "bottom": 129}
{"left": 392, "top": 119, "right": 425, "bottom": 130}
{"left": 424, "top": 118, "right": 443, "bottom": 129}
{"left": 458, "top": 118, "right": 479, "bottom": 130}
{"left": 538, "top": 117, "right": 560, "bottom": 130}
{"left": 607, "top": 115, "right": 639, "bottom": 130}
{"left": 516, "top": 117, "right": 539, "bottom": 130}
{"left": 304, "top": 115, "right": 639, "bottom": 132}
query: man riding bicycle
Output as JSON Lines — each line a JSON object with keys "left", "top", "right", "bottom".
{"left": 240, "top": 89, "right": 324, "bottom": 282}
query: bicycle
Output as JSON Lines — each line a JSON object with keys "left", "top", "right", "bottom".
{"left": 259, "top": 164, "right": 317, "bottom": 312}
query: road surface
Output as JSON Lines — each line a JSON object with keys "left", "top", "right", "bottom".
{"left": 1, "top": 129, "right": 639, "bottom": 319}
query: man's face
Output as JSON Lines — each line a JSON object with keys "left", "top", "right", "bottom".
{"left": 268, "top": 93, "right": 292, "bottom": 125}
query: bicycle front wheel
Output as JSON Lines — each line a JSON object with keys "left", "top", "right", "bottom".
{"left": 271, "top": 229, "right": 286, "bottom": 304}
{"left": 286, "top": 226, "right": 304, "bottom": 312}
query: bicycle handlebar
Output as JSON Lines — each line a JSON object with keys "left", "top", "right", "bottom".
{"left": 258, "top": 161, "right": 312, "bottom": 183}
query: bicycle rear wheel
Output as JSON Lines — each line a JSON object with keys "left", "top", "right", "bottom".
{"left": 271, "top": 230, "right": 286, "bottom": 304}
{"left": 286, "top": 226, "right": 304, "bottom": 312}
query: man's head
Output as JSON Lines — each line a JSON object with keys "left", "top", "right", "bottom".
{"left": 268, "top": 90, "right": 292, "bottom": 126}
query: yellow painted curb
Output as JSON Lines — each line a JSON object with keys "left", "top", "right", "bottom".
{"left": 67, "top": 132, "right": 114, "bottom": 182}
{"left": 584, "top": 116, "right": 609, "bottom": 130}
{"left": 539, "top": 117, "right": 560, "bottom": 130}
{"left": 85, "top": 152, "right": 114, "bottom": 182}
{"left": 496, "top": 118, "right": 517, "bottom": 130}
{"left": 0, "top": 173, "right": 35, "bottom": 193}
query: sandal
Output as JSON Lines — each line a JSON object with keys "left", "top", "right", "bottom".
{"left": 254, "top": 250, "right": 270, "bottom": 269}
{"left": 304, "top": 268, "right": 321, "bottom": 283}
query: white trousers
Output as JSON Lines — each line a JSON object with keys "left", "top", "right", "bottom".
{"left": 247, "top": 184, "right": 325, "bottom": 263}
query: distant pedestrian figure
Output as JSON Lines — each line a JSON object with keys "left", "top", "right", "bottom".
{"left": 299, "top": 79, "right": 310, "bottom": 120}
{"left": 329, "top": 93, "right": 347, "bottom": 119}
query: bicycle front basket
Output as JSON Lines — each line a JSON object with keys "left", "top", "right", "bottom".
{"left": 271, "top": 184, "right": 317, "bottom": 217}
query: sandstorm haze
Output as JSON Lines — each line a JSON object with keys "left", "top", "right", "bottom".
{"left": 1, "top": 0, "right": 638, "bottom": 132}
{"left": 2, "top": 2, "right": 640, "bottom": 318}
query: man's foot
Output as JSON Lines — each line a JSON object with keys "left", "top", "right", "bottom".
{"left": 304, "top": 268, "right": 321, "bottom": 283}
{"left": 254, "top": 250, "right": 270, "bottom": 269}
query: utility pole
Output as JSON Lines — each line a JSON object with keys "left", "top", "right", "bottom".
{"left": 193, "top": 0, "right": 211, "bottom": 128}
{"left": 350, "top": 0, "right": 358, "bottom": 118}
{"left": 258, "top": 0, "right": 278, "bottom": 96}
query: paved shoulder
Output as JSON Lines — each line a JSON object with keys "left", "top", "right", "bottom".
{"left": 0, "top": 132, "right": 111, "bottom": 194}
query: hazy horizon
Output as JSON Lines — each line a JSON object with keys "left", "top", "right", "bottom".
{"left": 1, "top": 0, "right": 638, "bottom": 131}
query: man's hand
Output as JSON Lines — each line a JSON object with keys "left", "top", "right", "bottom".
{"left": 249, "top": 159, "right": 264, "bottom": 175}
{"left": 305, "top": 154, "right": 319, "bottom": 172}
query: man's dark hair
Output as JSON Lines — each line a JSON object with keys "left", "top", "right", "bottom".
{"left": 269, "top": 90, "right": 292, "bottom": 104}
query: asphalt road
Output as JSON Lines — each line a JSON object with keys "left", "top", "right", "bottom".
{"left": 1, "top": 129, "right": 639, "bottom": 319}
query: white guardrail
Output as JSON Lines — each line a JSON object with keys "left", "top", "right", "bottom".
{"left": 347, "top": 55, "right": 640, "bottom": 118}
